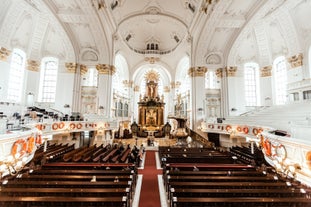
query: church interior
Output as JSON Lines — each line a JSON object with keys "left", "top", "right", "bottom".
{"left": 0, "top": 0, "right": 311, "bottom": 206}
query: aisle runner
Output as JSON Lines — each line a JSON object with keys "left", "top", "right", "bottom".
{"left": 138, "top": 151, "right": 162, "bottom": 207}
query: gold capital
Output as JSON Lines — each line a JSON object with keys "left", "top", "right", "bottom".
{"left": 0, "top": 47, "right": 11, "bottom": 61}
{"left": 287, "top": 53, "right": 303, "bottom": 68}
{"left": 80, "top": 64, "right": 88, "bottom": 75}
{"left": 164, "top": 86, "right": 170, "bottom": 93}
{"left": 65, "top": 62, "right": 77, "bottom": 73}
{"left": 260, "top": 65, "right": 272, "bottom": 77}
{"left": 134, "top": 85, "right": 140, "bottom": 92}
{"left": 27, "top": 60, "right": 40, "bottom": 72}
{"left": 188, "top": 66, "right": 208, "bottom": 77}
{"left": 225, "top": 66, "right": 237, "bottom": 77}
{"left": 96, "top": 64, "right": 116, "bottom": 75}
{"left": 215, "top": 68, "right": 223, "bottom": 78}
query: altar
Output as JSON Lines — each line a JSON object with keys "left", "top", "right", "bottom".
{"left": 137, "top": 70, "right": 165, "bottom": 137}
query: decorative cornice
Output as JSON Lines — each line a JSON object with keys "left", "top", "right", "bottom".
{"left": 287, "top": 53, "right": 303, "bottom": 68}
{"left": 134, "top": 85, "right": 140, "bottom": 92}
{"left": 0, "top": 47, "right": 11, "bottom": 61}
{"left": 164, "top": 86, "right": 170, "bottom": 93}
{"left": 188, "top": 66, "right": 208, "bottom": 77}
{"left": 96, "top": 64, "right": 116, "bottom": 75}
{"left": 27, "top": 60, "right": 40, "bottom": 72}
{"left": 144, "top": 57, "right": 160, "bottom": 64}
{"left": 65, "top": 62, "right": 77, "bottom": 73}
{"left": 80, "top": 64, "right": 88, "bottom": 75}
{"left": 215, "top": 68, "right": 223, "bottom": 78}
{"left": 225, "top": 66, "right": 237, "bottom": 77}
{"left": 260, "top": 65, "right": 272, "bottom": 77}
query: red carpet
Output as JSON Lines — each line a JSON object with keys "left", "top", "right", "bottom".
{"left": 138, "top": 151, "right": 162, "bottom": 207}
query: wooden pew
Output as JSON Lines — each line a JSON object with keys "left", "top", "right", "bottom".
{"left": 0, "top": 196, "right": 128, "bottom": 207}
{"left": 171, "top": 197, "right": 311, "bottom": 207}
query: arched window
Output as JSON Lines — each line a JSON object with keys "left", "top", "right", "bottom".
{"left": 273, "top": 56, "right": 287, "bottom": 105}
{"left": 38, "top": 57, "right": 58, "bottom": 102}
{"left": 81, "top": 67, "right": 98, "bottom": 87}
{"left": 205, "top": 71, "right": 217, "bottom": 89}
{"left": 176, "top": 56, "right": 190, "bottom": 94}
{"left": 113, "top": 54, "right": 129, "bottom": 95}
{"left": 7, "top": 49, "right": 26, "bottom": 102}
{"left": 244, "top": 62, "right": 259, "bottom": 106}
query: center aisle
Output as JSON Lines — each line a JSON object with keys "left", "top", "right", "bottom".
{"left": 138, "top": 150, "right": 162, "bottom": 207}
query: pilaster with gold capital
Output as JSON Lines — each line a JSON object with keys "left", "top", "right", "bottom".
{"left": 80, "top": 64, "right": 88, "bottom": 75}
{"left": 260, "top": 65, "right": 272, "bottom": 77}
{"left": 96, "top": 64, "right": 116, "bottom": 75}
{"left": 65, "top": 62, "right": 78, "bottom": 73}
{"left": 225, "top": 66, "right": 237, "bottom": 77}
{"left": 0, "top": 47, "right": 11, "bottom": 61}
{"left": 287, "top": 53, "right": 303, "bottom": 69}
{"left": 188, "top": 66, "right": 208, "bottom": 77}
{"left": 27, "top": 60, "right": 40, "bottom": 72}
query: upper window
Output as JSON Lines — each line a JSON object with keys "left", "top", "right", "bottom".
{"left": 38, "top": 57, "right": 58, "bottom": 102}
{"left": 244, "top": 62, "right": 259, "bottom": 106}
{"left": 82, "top": 67, "right": 98, "bottom": 87}
{"left": 273, "top": 56, "right": 287, "bottom": 105}
{"left": 176, "top": 56, "right": 190, "bottom": 94}
{"left": 205, "top": 71, "right": 217, "bottom": 89}
{"left": 7, "top": 49, "right": 26, "bottom": 102}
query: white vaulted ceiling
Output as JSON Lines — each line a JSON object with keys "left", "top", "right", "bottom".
{"left": 0, "top": 0, "right": 310, "bottom": 79}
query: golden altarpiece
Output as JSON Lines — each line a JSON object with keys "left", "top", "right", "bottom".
{"left": 137, "top": 70, "right": 165, "bottom": 135}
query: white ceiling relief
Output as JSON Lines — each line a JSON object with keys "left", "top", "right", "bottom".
{"left": 10, "top": 12, "right": 33, "bottom": 50}
{"left": 0, "top": 0, "right": 309, "bottom": 78}
{"left": 268, "top": 21, "right": 288, "bottom": 58}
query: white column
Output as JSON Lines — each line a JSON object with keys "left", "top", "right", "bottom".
{"left": 260, "top": 66, "right": 273, "bottom": 106}
{"left": 96, "top": 64, "right": 115, "bottom": 117}
{"left": 189, "top": 66, "right": 207, "bottom": 130}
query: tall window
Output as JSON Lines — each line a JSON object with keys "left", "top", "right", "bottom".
{"left": 273, "top": 56, "right": 287, "bottom": 105}
{"left": 38, "top": 57, "right": 58, "bottom": 102}
{"left": 82, "top": 67, "right": 98, "bottom": 87}
{"left": 205, "top": 71, "right": 217, "bottom": 89}
{"left": 7, "top": 49, "right": 26, "bottom": 102}
{"left": 244, "top": 62, "right": 259, "bottom": 106}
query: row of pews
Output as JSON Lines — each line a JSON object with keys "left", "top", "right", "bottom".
{"left": 0, "top": 143, "right": 141, "bottom": 206}
{"left": 159, "top": 146, "right": 311, "bottom": 207}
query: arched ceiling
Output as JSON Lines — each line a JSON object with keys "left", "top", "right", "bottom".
{"left": 0, "top": 0, "right": 309, "bottom": 77}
